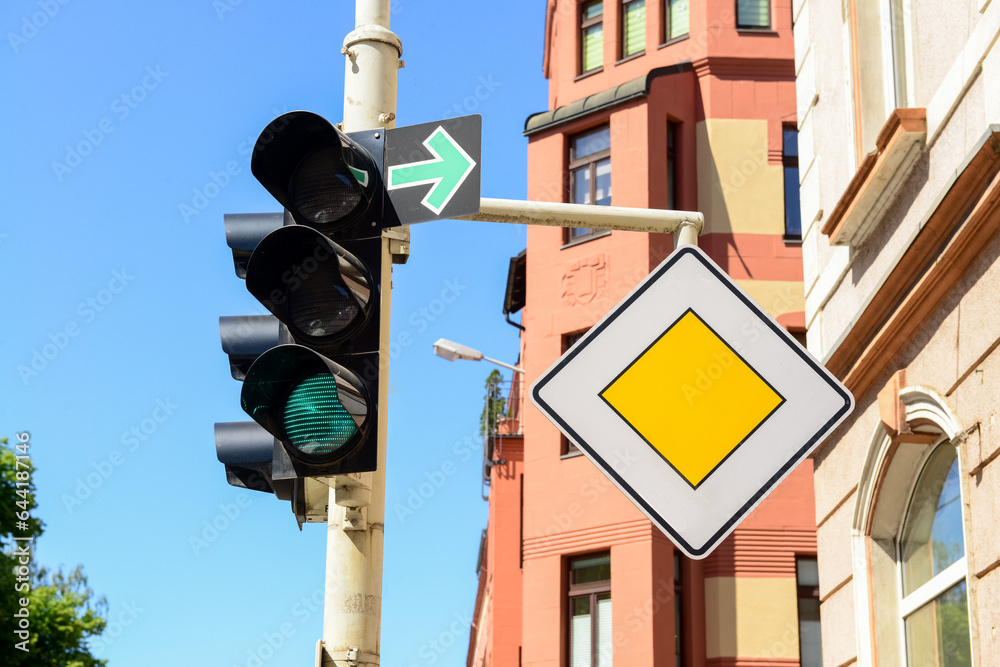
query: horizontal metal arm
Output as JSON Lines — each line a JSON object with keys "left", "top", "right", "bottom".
{"left": 455, "top": 198, "right": 703, "bottom": 246}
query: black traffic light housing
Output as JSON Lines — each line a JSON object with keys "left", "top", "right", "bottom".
{"left": 250, "top": 111, "right": 398, "bottom": 239}
{"left": 215, "top": 110, "right": 388, "bottom": 491}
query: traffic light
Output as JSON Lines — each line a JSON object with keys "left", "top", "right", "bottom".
{"left": 228, "top": 111, "right": 387, "bottom": 484}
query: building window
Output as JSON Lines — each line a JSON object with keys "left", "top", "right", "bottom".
{"left": 664, "top": 0, "right": 689, "bottom": 43}
{"left": 674, "top": 551, "right": 684, "bottom": 665}
{"left": 567, "top": 125, "right": 611, "bottom": 243}
{"left": 736, "top": 0, "right": 770, "bottom": 29}
{"left": 667, "top": 121, "right": 678, "bottom": 210}
{"left": 569, "top": 553, "right": 612, "bottom": 667}
{"left": 621, "top": 0, "right": 645, "bottom": 58}
{"left": 581, "top": 0, "right": 604, "bottom": 74}
{"left": 782, "top": 126, "right": 801, "bottom": 239}
{"left": 899, "top": 444, "right": 971, "bottom": 666}
{"left": 796, "top": 557, "right": 822, "bottom": 667}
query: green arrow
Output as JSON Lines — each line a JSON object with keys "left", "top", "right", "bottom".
{"left": 349, "top": 166, "right": 369, "bottom": 187}
{"left": 387, "top": 127, "right": 476, "bottom": 215}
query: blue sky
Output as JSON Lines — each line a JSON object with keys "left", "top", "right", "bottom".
{"left": 2, "top": 1, "right": 547, "bottom": 665}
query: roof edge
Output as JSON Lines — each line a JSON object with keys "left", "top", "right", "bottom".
{"left": 523, "top": 61, "right": 693, "bottom": 137}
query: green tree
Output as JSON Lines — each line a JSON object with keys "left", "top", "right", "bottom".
{"left": 479, "top": 370, "right": 507, "bottom": 437}
{"left": 0, "top": 437, "right": 107, "bottom": 667}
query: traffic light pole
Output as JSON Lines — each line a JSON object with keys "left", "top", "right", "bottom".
{"left": 320, "top": 1, "right": 400, "bottom": 666}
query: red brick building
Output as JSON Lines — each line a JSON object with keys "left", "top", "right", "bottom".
{"left": 468, "top": 2, "right": 821, "bottom": 665}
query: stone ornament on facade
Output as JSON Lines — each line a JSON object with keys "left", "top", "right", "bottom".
{"left": 561, "top": 254, "right": 609, "bottom": 306}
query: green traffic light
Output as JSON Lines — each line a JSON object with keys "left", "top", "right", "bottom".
{"left": 283, "top": 373, "right": 360, "bottom": 456}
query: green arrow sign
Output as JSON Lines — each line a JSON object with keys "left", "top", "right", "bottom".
{"left": 386, "top": 127, "right": 476, "bottom": 215}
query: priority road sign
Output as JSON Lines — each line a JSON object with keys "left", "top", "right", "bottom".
{"left": 385, "top": 114, "right": 481, "bottom": 224}
{"left": 529, "top": 245, "right": 854, "bottom": 559}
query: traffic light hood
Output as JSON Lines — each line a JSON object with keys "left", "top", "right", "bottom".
{"left": 250, "top": 111, "right": 380, "bottom": 236}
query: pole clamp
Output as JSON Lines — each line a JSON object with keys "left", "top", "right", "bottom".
{"left": 343, "top": 25, "right": 403, "bottom": 57}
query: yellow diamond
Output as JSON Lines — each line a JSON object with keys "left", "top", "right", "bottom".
{"left": 600, "top": 309, "right": 784, "bottom": 488}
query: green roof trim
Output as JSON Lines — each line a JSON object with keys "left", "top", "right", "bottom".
{"left": 523, "top": 62, "right": 693, "bottom": 137}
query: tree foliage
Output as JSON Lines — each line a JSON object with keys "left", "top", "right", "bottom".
{"left": 0, "top": 437, "right": 107, "bottom": 667}
{"left": 479, "top": 370, "right": 507, "bottom": 437}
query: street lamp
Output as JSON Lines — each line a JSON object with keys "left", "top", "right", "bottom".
{"left": 432, "top": 338, "right": 524, "bottom": 374}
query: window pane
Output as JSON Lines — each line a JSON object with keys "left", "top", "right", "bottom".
{"left": 584, "top": 0, "right": 603, "bottom": 20}
{"left": 901, "top": 446, "right": 964, "bottom": 595}
{"left": 573, "top": 126, "right": 611, "bottom": 159}
{"left": 597, "top": 594, "right": 613, "bottom": 667}
{"left": 797, "top": 558, "right": 819, "bottom": 587}
{"left": 623, "top": 0, "right": 645, "bottom": 56}
{"left": 904, "top": 580, "right": 971, "bottom": 667}
{"left": 570, "top": 597, "right": 592, "bottom": 667}
{"left": 737, "top": 0, "right": 770, "bottom": 28}
{"left": 583, "top": 24, "right": 603, "bottom": 72}
{"left": 783, "top": 166, "right": 801, "bottom": 238}
{"left": 798, "top": 597, "right": 822, "bottom": 666}
{"left": 572, "top": 166, "right": 591, "bottom": 205}
{"left": 595, "top": 158, "right": 611, "bottom": 206}
{"left": 571, "top": 553, "right": 611, "bottom": 584}
{"left": 668, "top": 0, "right": 689, "bottom": 39}
{"left": 783, "top": 126, "right": 798, "bottom": 157}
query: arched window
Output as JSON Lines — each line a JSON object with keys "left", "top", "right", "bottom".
{"left": 898, "top": 443, "right": 971, "bottom": 665}
{"left": 852, "top": 387, "right": 973, "bottom": 666}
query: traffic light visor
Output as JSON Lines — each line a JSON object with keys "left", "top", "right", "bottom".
{"left": 251, "top": 111, "right": 378, "bottom": 234}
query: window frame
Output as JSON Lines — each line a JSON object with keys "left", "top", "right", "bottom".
{"left": 661, "top": 0, "right": 690, "bottom": 46}
{"left": 567, "top": 552, "right": 612, "bottom": 667}
{"left": 618, "top": 0, "right": 646, "bottom": 63}
{"left": 579, "top": 0, "right": 605, "bottom": 77}
{"left": 565, "top": 125, "right": 612, "bottom": 246}
{"left": 736, "top": 0, "right": 772, "bottom": 31}
{"left": 782, "top": 124, "right": 802, "bottom": 241}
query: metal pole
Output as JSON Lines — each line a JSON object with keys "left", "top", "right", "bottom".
{"left": 320, "top": 2, "right": 401, "bottom": 666}
{"left": 456, "top": 197, "right": 704, "bottom": 245}
{"left": 481, "top": 355, "right": 526, "bottom": 374}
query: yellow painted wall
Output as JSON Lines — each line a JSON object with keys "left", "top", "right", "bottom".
{"left": 734, "top": 279, "right": 806, "bottom": 319}
{"left": 704, "top": 576, "right": 800, "bottom": 660}
{"left": 696, "top": 119, "right": 785, "bottom": 236}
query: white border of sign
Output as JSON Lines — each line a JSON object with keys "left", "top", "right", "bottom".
{"left": 530, "top": 246, "right": 855, "bottom": 559}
